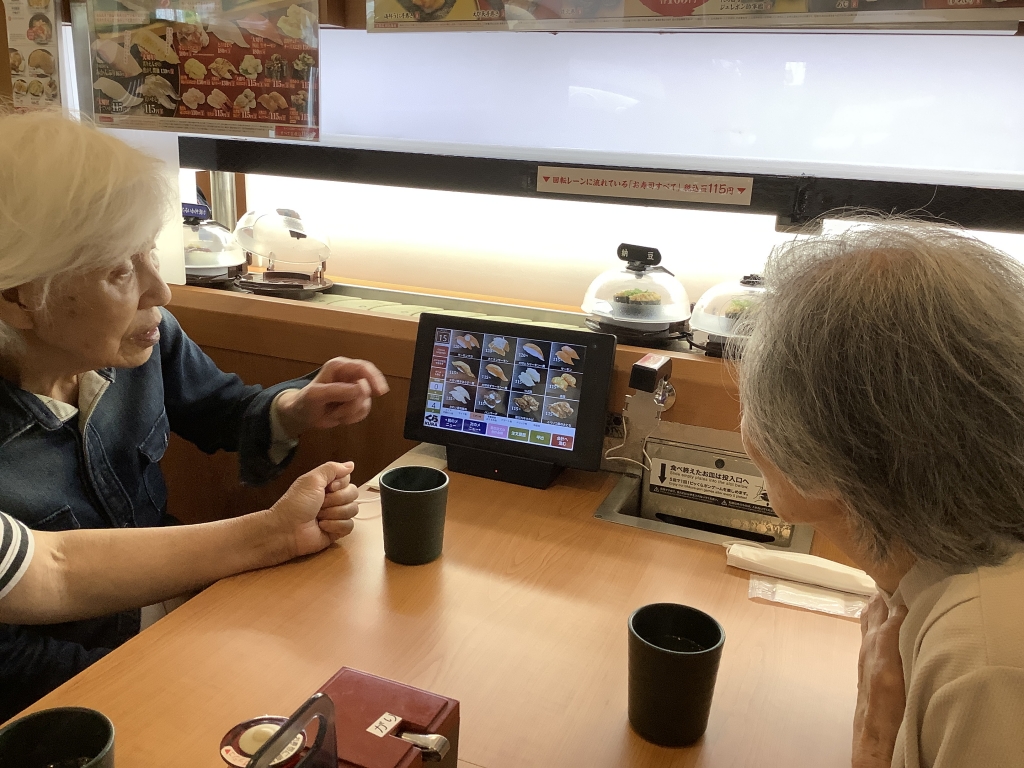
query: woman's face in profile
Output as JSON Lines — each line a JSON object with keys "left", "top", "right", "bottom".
{"left": 31, "top": 247, "right": 172, "bottom": 372}
{"left": 740, "top": 415, "right": 838, "bottom": 528}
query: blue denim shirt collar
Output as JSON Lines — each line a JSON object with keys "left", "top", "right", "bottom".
{"left": 0, "top": 369, "right": 116, "bottom": 446}
{"left": 0, "top": 309, "right": 312, "bottom": 722}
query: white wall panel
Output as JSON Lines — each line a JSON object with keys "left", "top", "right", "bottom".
{"left": 318, "top": 29, "right": 1024, "bottom": 189}
{"left": 245, "top": 173, "right": 1024, "bottom": 310}
{"left": 102, "top": 128, "right": 187, "bottom": 285}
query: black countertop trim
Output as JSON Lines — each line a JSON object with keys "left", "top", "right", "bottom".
{"left": 179, "top": 136, "right": 1024, "bottom": 233}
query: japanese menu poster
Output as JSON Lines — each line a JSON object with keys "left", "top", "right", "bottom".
{"left": 86, "top": 0, "right": 319, "bottom": 140}
{"left": 6, "top": 0, "right": 61, "bottom": 110}
{"left": 372, "top": 0, "right": 1023, "bottom": 30}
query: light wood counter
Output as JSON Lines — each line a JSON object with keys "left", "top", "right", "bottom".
{"left": 29, "top": 469, "right": 861, "bottom": 767}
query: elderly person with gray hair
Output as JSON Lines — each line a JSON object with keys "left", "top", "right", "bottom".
{"left": 0, "top": 110, "right": 389, "bottom": 719}
{"left": 737, "top": 221, "right": 1024, "bottom": 768}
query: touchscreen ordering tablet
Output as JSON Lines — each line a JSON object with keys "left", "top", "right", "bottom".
{"left": 405, "top": 315, "right": 617, "bottom": 484}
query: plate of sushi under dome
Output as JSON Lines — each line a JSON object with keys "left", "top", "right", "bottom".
{"left": 581, "top": 243, "right": 692, "bottom": 346}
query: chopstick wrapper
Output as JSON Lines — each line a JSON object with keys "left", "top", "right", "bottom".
{"left": 725, "top": 543, "right": 876, "bottom": 596}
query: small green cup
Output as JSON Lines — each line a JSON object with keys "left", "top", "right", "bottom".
{"left": 380, "top": 466, "right": 450, "bottom": 566}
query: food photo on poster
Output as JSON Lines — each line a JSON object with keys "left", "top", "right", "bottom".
{"left": 5, "top": 0, "right": 61, "bottom": 110}
{"left": 371, "top": 0, "right": 1024, "bottom": 29}
{"left": 84, "top": 0, "right": 320, "bottom": 139}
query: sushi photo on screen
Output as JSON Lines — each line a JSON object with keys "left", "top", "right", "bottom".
{"left": 482, "top": 334, "right": 513, "bottom": 361}
{"left": 515, "top": 339, "right": 550, "bottom": 365}
{"left": 549, "top": 343, "right": 585, "bottom": 373}
{"left": 450, "top": 331, "right": 483, "bottom": 357}
{"left": 546, "top": 371, "right": 581, "bottom": 400}
{"left": 447, "top": 357, "right": 479, "bottom": 384}
{"left": 542, "top": 397, "right": 579, "bottom": 428}
{"left": 509, "top": 393, "right": 543, "bottom": 423}
{"left": 511, "top": 363, "right": 547, "bottom": 394}
{"left": 444, "top": 382, "right": 477, "bottom": 411}
{"left": 478, "top": 361, "right": 513, "bottom": 389}
{"left": 476, "top": 388, "right": 508, "bottom": 416}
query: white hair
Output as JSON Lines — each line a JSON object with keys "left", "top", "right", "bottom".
{"left": 736, "top": 220, "right": 1024, "bottom": 569}
{"left": 0, "top": 110, "right": 171, "bottom": 351}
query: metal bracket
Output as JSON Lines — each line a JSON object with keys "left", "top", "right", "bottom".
{"left": 248, "top": 693, "right": 337, "bottom": 768}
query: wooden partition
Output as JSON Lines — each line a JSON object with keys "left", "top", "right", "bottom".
{"left": 164, "top": 285, "right": 740, "bottom": 525}
{"left": 164, "top": 286, "right": 861, "bottom": 566}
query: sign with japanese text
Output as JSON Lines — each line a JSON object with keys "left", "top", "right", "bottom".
{"left": 370, "top": 0, "right": 1023, "bottom": 30}
{"left": 537, "top": 166, "right": 753, "bottom": 207}
{"left": 649, "top": 460, "right": 775, "bottom": 516}
{"left": 366, "top": 712, "right": 402, "bottom": 737}
{"left": 85, "top": 0, "right": 319, "bottom": 140}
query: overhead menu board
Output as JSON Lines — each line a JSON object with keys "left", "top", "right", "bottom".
{"left": 6, "top": 0, "right": 61, "bottom": 109}
{"left": 85, "top": 0, "right": 319, "bottom": 140}
{"left": 370, "top": 0, "right": 1023, "bottom": 29}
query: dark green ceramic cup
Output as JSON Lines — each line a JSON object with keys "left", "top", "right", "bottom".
{"left": 0, "top": 707, "right": 115, "bottom": 767}
{"left": 380, "top": 466, "right": 450, "bottom": 566}
{"left": 628, "top": 603, "right": 725, "bottom": 747}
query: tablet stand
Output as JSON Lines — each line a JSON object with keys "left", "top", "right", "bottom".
{"left": 447, "top": 444, "right": 563, "bottom": 490}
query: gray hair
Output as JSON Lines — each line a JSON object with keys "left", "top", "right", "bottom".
{"left": 0, "top": 110, "right": 170, "bottom": 353}
{"left": 737, "top": 220, "right": 1024, "bottom": 569}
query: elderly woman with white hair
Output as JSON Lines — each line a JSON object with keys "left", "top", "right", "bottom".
{"left": 737, "top": 222, "right": 1024, "bottom": 768}
{"left": 0, "top": 111, "right": 389, "bottom": 719}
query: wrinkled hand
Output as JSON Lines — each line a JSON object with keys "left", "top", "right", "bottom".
{"left": 268, "top": 461, "right": 360, "bottom": 558}
{"left": 276, "top": 358, "right": 389, "bottom": 437}
{"left": 853, "top": 593, "right": 909, "bottom": 768}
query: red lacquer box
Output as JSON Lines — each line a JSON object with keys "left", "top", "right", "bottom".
{"left": 318, "top": 668, "right": 460, "bottom": 768}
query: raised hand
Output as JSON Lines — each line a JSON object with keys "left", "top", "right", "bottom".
{"left": 275, "top": 358, "right": 389, "bottom": 437}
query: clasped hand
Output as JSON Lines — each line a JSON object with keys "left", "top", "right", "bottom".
{"left": 266, "top": 461, "right": 362, "bottom": 558}
{"left": 853, "top": 593, "right": 909, "bottom": 768}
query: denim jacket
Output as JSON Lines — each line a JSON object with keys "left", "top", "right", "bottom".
{"left": 0, "top": 309, "right": 311, "bottom": 719}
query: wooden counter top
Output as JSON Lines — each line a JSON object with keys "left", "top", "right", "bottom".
{"left": 29, "top": 469, "right": 860, "bottom": 768}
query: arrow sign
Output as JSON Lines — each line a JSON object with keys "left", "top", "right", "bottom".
{"left": 537, "top": 165, "right": 751, "bottom": 205}
{"left": 659, "top": 463, "right": 667, "bottom": 483}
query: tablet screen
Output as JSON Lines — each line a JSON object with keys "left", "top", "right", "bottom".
{"left": 424, "top": 327, "right": 587, "bottom": 451}
{"left": 405, "top": 315, "right": 617, "bottom": 472}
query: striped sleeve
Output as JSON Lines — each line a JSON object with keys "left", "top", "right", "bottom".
{"left": 0, "top": 511, "right": 34, "bottom": 601}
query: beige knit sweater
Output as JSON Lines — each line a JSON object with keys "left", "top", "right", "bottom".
{"left": 887, "top": 553, "right": 1024, "bottom": 768}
